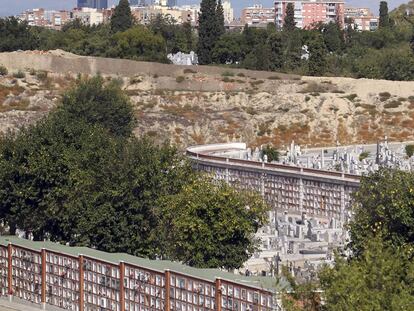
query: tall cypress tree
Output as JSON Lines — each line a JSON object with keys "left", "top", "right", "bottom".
{"left": 284, "top": 3, "right": 296, "bottom": 32}
{"left": 308, "top": 34, "right": 327, "bottom": 76}
{"left": 379, "top": 1, "right": 390, "bottom": 28}
{"left": 110, "top": 0, "right": 133, "bottom": 33}
{"left": 197, "top": 0, "right": 219, "bottom": 64}
{"left": 216, "top": 0, "right": 226, "bottom": 37}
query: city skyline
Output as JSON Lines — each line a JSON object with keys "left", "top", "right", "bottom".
{"left": 0, "top": 0, "right": 408, "bottom": 18}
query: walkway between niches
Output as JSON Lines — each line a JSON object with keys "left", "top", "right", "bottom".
{"left": 0, "top": 298, "right": 65, "bottom": 311}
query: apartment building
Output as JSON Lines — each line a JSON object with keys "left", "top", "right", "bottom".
{"left": 241, "top": 5, "right": 275, "bottom": 26}
{"left": 19, "top": 8, "right": 71, "bottom": 29}
{"left": 131, "top": 5, "right": 199, "bottom": 25}
{"left": 274, "top": 0, "right": 345, "bottom": 29}
{"left": 72, "top": 8, "right": 104, "bottom": 26}
{"left": 345, "top": 7, "right": 379, "bottom": 31}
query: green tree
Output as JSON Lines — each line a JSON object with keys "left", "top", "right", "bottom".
{"left": 406, "top": 144, "right": 414, "bottom": 157}
{"left": 320, "top": 239, "right": 414, "bottom": 311}
{"left": 110, "top": 0, "right": 133, "bottom": 33}
{"left": 267, "top": 31, "right": 284, "bottom": 70}
{"left": 282, "top": 30, "right": 303, "bottom": 72}
{"left": 284, "top": 3, "right": 296, "bottom": 32}
{"left": 379, "top": 1, "right": 390, "bottom": 29}
{"left": 0, "top": 17, "right": 39, "bottom": 52}
{"left": 212, "top": 32, "right": 244, "bottom": 64}
{"left": 216, "top": 0, "right": 226, "bottom": 37}
{"left": 198, "top": 0, "right": 220, "bottom": 64}
{"left": 149, "top": 15, "right": 191, "bottom": 54}
{"left": 59, "top": 76, "right": 135, "bottom": 138}
{"left": 157, "top": 176, "right": 269, "bottom": 269}
{"left": 349, "top": 169, "right": 414, "bottom": 258}
{"left": 262, "top": 145, "right": 280, "bottom": 162}
{"left": 320, "top": 22, "right": 344, "bottom": 53}
{"left": 381, "top": 49, "right": 414, "bottom": 81}
{"left": 308, "top": 34, "right": 327, "bottom": 76}
{"left": 109, "top": 26, "right": 167, "bottom": 62}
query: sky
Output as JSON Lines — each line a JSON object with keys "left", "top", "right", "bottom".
{"left": 0, "top": 0, "right": 409, "bottom": 18}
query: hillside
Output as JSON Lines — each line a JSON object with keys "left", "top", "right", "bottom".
{"left": 1, "top": 51, "right": 414, "bottom": 149}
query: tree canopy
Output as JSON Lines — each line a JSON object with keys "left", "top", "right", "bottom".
{"left": 197, "top": 0, "right": 224, "bottom": 64}
{"left": 320, "top": 239, "right": 414, "bottom": 311}
{"left": 284, "top": 3, "right": 296, "bottom": 32}
{"left": 110, "top": 0, "right": 134, "bottom": 33}
{"left": 157, "top": 177, "right": 268, "bottom": 269}
{"left": 349, "top": 168, "right": 414, "bottom": 258}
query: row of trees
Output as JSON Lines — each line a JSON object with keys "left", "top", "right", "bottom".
{"left": 0, "top": 0, "right": 413, "bottom": 80}
{"left": 0, "top": 77, "right": 268, "bottom": 270}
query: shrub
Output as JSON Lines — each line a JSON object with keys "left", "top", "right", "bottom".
{"left": 359, "top": 151, "right": 370, "bottom": 161}
{"left": 13, "top": 70, "right": 25, "bottom": 79}
{"left": 221, "top": 71, "right": 235, "bottom": 77}
{"left": 29, "top": 68, "right": 36, "bottom": 76}
{"left": 383, "top": 100, "right": 402, "bottom": 109}
{"left": 237, "top": 72, "right": 245, "bottom": 77}
{"left": 268, "top": 75, "right": 281, "bottom": 80}
{"left": 183, "top": 68, "right": 197, "bottom": 74}
{"left": 262, "top": 145, "right": 280, "bottom": 162}
{"left": 36, "top": 70, "right": 48, "bottom": 81}
{"left": 0, "top": 65, "right": 8, "bottom": 76}
{"left": 222, "top": 77, "right": 235, "bottom": 83}
{"left": 343, "top": 94, "right": 358, "bottom": 102}
{"left": 305, "top": 96, "right": 311, "bottom": 102}
{"left": 379, "top": 92, "right": 391, "bottom": 102}
{"left": 250, "top": 80, "right": 264, "bottom": 86}
{"left": 176, "top": 76, "right": 185, "bottom": 83}
{"left": 406, "top": 145, "right": 414, "bottom": 158}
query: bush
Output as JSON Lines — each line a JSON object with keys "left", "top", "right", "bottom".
{"left": 36, "top": 70, "right": 48, "bottom": 81}
{"left": 13, "top": 70, "right": 25, "bottom": 79}
{"left": 406, "top": 145, "right": 414, "bottom": 158}
{"left": 183, "top": 68, "right": 197, "bottom": 74}
{"left": 221, "top": 71, "right": 235, "bottom": 77}
{"left": 359, "top": 151, "right": 370, "bottom": 161}
{"left": 262, "top": 145, "right": 280, "bottom": 162}
{"left": 0, "top": 65, "right": 8, "bottom": 76}
{"left": 343, "top": 94, "right": 358, "bottom": 102}
{"left": 250, "top": 80, "right": 264, "bottom": 86}
{"left": 379, "top": 92, "right": 391, "bottom": 102}
{"left": 176, "top": 76, "right": 185, "bottom": 83}
{"left": 383, "top": 100, "right": 402, "bottom": 109}
{"left": 222, "top": 77, "right": 235, "bottom": 83}
{"left": 237, "top": 72, "right": 245, "bottom": 77}
{"left": 268, "top": 75, "right": 281, "bottom": 80}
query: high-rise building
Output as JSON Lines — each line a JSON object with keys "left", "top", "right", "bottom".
{"left": 222, "top": 0, "right": 234, "bottom": 23}
{"left": 274, "top": 0, "right": 345, "bottom": 29}
{"left": 345, "top": 7, "right": 378, "bottom": 31}
{"left": 241, "top": 5, "right": 275, "bottom": 26}
{"left": 77, "top": 0, "right": 108, "bottom": 10}
{"left": 129, "top": 0, "right": 145, "bottom": 5}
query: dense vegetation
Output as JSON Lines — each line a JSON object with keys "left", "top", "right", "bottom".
{"left": 0, "top": 1, "right": 414, "bottom": 80}
{"left": 0, "top": 76, "right": 268, "bottom": 270}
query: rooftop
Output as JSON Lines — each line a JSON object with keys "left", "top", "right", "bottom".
{"left": 0, "top": 235, "right": 290, "bottom": 293}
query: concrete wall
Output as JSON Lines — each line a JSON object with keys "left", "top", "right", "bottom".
{"left": 0, "top": 51, "right": 299, "bottom": 80}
